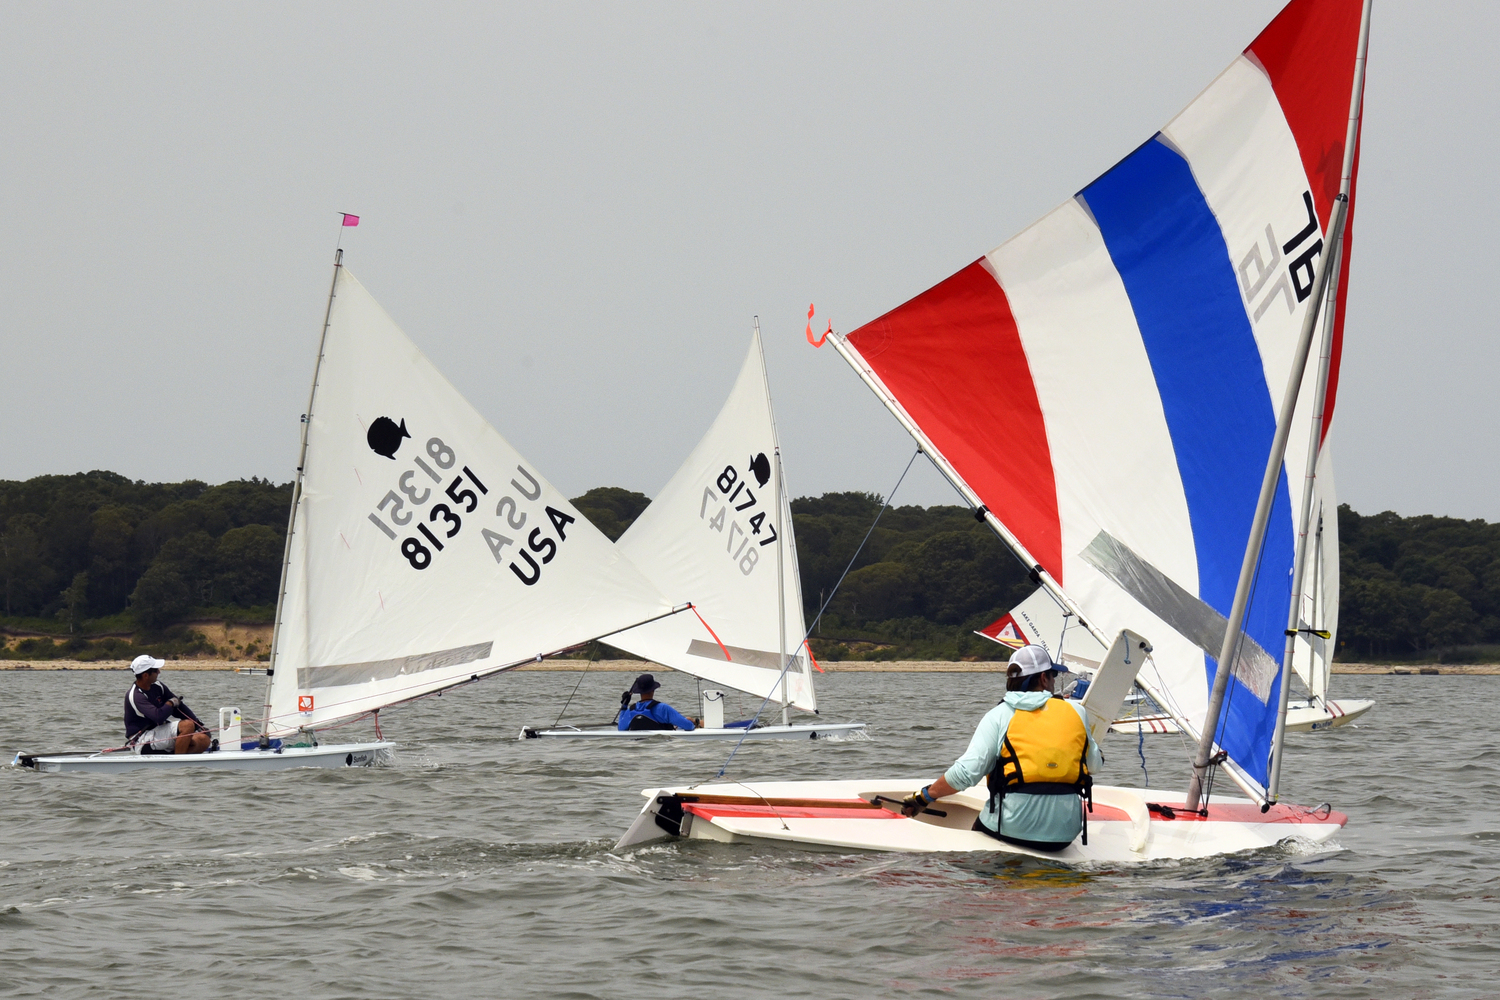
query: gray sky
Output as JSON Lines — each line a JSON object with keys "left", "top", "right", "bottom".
{"left": 4, "top": 2, "right": 1495, "bottom": 520}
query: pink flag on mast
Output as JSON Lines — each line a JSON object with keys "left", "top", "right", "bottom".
{"left": 341, "top": 214, "right": 359, "bottom": 227}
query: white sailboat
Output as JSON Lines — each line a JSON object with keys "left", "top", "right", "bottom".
{"left": 19, "top": 254, "right": 682, "bottom": 773}
{"left": 618, "top": 0, "right": 1372, "bottom": 861}
{"left": 523, "top": 329, "right": 865, "bottom": 741}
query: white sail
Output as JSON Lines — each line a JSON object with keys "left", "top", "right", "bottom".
{"left": 264, "top": 266, "right": 676, "bottom": 736}
{"left": 1288, "top": 443, "right": 1339, "bottom": 700}
{"left": 609, "top": 332, "right": 816, "bottom": 712}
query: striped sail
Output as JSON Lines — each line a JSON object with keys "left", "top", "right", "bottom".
{"left": 837, "top": 0, "right": 1366, "bottom": 796}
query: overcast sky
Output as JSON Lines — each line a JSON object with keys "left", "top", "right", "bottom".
{"left": 4, "top": 2, "right": 1495, "bottom": 520}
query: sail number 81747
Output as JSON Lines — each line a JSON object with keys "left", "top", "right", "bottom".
{"left": 701, "top": 463, "right": 776, "bottom": 575}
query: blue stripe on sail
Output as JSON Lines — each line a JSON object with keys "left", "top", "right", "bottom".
{"left": 1080, "top": 136, "right": 1294, "bottom": 788}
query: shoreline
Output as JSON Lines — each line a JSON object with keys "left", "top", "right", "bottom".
{"left": 2, "top": 659, "right": 1498, "bottom": 675}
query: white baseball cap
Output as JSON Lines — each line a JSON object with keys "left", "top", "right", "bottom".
{"left": 130, "top": 654, "right": 165, "bottom": 675}
{"left": 1007, "top": 644, "right": 1058, "bottom": 678}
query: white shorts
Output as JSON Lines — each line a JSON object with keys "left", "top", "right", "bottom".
{"left": 134, "top": 717, "right": 184, "bottom": 753}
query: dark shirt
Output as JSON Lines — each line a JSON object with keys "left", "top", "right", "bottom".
{"left": 124, "top": 681, "right": 201, "bottom": 741}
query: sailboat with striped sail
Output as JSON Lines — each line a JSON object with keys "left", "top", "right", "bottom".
{"left": 619, "top": 0, "right": 1372, "bottom": 860}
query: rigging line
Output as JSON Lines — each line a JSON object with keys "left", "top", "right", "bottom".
{"left": 1135, "top": 687, "right": 1150, "bottom": 787}
{"left": 551, "top": 648, "right": 597, "bottom": 729}
{"left": 708, "top": 447, "right": 922, "bottom": 782}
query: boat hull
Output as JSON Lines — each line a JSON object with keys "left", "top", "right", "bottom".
{"left": 615, "top": 778, "right": 1346, "bottom": 863}
{"left": 1110, "top": 699, "right": 1373, "bottom": 735}
{"left": 14, "top": 741, "right": 395, "bottom": 773}
{"left": 520, "top": 722, "right": 865, "bottom": 741}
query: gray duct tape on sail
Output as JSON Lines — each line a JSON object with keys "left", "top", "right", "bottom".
{"left": 1081, "top": 531, "right": 1278, "bottom": 702}
{"left": 298, "top": 641, "right": 494, "bottom": 689}
{"left": 685, "top": 640, "right": 804, "bottom": 672}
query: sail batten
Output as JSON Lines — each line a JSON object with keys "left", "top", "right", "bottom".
{"left": 833, "top": 0, "right": 1367, "bottom": 797}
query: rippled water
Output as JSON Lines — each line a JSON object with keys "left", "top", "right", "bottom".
{"left": 2, "top": 669, "right": 1496, "bottom": 998}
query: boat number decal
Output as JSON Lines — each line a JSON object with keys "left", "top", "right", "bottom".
{"left": 1238, "top": 189, "right": 1324, "bottom": 324}
{"left": 480, "top": 465, "right": 575, "bottom": 587}
{"left": 701, "top": 454, "right": 777, "bottom": 576}
{"left": 365, "top": 433, "right": 575, "bottom": 585}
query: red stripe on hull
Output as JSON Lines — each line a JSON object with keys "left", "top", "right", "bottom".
{"left": 847, "top": 260, "right": 1062, "bottom": 579}
{"left": 685, "top": 803, "right": 901, "bottom": 821}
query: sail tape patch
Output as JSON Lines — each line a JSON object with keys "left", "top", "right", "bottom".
{"left": 685, "top": 640, "right": 804, "bottom": 673}
{"left": 1080, "top": 531, "right": 1277, "bottom": 702}
{"left": 298, "top": 641, "right": 494, "bottom": 689}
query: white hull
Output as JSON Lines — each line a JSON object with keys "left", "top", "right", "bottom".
{"left": 14, "top": 741, "right": 395, "bottom": 773}
{"left": 520, "top": 722, "right": 865, "bottom": 742}
{"left": 615, "top": 778, "right": 1346, "bottom": 864}
{"left": 1111, "top": 699, "right": 1373, "bottom": 735}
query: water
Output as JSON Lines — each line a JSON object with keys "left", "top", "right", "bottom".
{"left": 2, "top": 669, "right": 1495, "bottom": 999}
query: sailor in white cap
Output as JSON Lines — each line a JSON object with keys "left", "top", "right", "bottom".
{"left": 124, "top": 654, "right": 211, "bottom": 755}
{"left": 900, "top": 643, "right": 1100, "bottom": 851}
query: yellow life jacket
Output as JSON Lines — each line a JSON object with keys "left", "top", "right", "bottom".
{"left": 988, "top": 696, "right": 1091, "bottom": 796}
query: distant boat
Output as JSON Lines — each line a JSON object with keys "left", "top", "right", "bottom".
{"left": 620, "top": 0, "right": 1372, "bottom": 861}
{"left": 980, "top": 470, "right": 1373, "bottom": 734}
{"left": 522, "top": 329, "right": 865, "bottom": 741}
{"left": 17, "top": 254, "right": 682, "bottom": 773}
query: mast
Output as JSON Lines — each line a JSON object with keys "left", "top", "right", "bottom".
{"left": 259, "top": 248, "right": 343, "bottom": 745}
{"left": 1267, "top": 233, "right": 1345, "bottom": 799}
{"left": 753, "top": 317, "right": 791, "bottom": 725}
{"left": 1186, "top": 0, "right": 1371, "bottom": 811}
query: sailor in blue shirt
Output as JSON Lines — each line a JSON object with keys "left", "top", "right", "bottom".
{"left": 617, "top": 673, "right": 699, "bottom": 732}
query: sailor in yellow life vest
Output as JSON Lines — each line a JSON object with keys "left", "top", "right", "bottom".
{"left": 901, "top": 643, "right": 1101, "bottom": 852}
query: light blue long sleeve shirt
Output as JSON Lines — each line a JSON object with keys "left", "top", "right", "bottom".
{"left": 944, "top": 691, "right": 1102, "bottom": 845}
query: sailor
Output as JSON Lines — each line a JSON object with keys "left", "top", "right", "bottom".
{"left": 901, "top": 644, "right": 1100, "bottom": 852}
{"left": 616, "top": 673, "right": 699, "bottom": 732}
{"left": 124, "top": 654, "right": 211, "bottom": 755}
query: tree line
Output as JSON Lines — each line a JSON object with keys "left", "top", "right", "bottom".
{"left": 3, "top": 472, "right": 1498, "bottom": 662}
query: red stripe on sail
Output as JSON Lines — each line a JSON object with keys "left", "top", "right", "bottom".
{"left": 1322, "top": 129, "right": 1360, "bottom": 443}
{"left": 847, "top": 260, "right": 1061, "bottom": 580}
{"left": 1246, "top": 0, "right": 1365, "bottom": 442}
{"left": 1245, "top": 0, "right": 1364, "bottom": 230}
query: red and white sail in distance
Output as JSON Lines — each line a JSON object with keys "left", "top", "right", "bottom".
{"left": 832, "top": 0, "right": 1367, "bottom": 798}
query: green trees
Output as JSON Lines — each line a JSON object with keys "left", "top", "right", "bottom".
{"left": 0, "top": 472, "right": 290, "bottom": 631}
{"left": 5, "top": 471, "right": 1500, "bottom": 661}
{"left": 569, "top": 487, "right": 651, "bottom": 542}
{"left": 1336, "top": 504, "right": 1500, "bottom": 659}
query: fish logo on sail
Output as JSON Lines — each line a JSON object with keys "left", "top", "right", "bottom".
{"left": 367, "top": 416, "right": 410, "bottom": 460}
{"left": 748, "top": 452, "right": 771, "bottom": 488}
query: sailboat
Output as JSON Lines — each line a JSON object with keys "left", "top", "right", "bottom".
{"left": 984, "top": 455, "right": 1373, "bottom": 734}
{"left": 18, "top": 253, "right": 683, "bottom": 773}
{"left": 617, "top": 0, "right": 1371, "bottom": 861}
{"left": 522, "top": 329, "right": 865, "bottom": 741}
